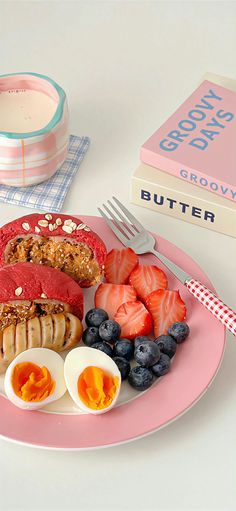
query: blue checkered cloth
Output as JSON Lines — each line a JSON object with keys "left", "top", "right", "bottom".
{"left": 0, "top": 135, "right": 90, "bottom": 213}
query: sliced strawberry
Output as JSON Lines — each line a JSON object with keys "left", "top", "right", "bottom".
{"left": 95, "top": 283, "right": 137, "bottom": 319}
{"left": 104, "top": 248, "right": 138, "bottom": 284}
{"left": 145, "top": 289, "right": 186, "bottom": 337}
{"left": 114, "top": 301, "right": 153, "bottom": 340}
{"left": 129, "top": 265, "right": 168, "bottom": 301}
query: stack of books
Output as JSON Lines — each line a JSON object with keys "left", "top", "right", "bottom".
{"left": 131, "top": 73, "right": 236, "bottom": 238}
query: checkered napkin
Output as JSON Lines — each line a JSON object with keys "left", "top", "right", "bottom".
{"left": 0, "top": 135, "right": 90, "bottom": 213}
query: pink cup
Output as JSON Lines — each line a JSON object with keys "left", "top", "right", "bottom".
{"left": 0, "top": 72, "right": 69, "bottom": 187}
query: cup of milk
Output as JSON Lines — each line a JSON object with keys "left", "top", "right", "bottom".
{"left": 0, "top": 72, "right": 69, "bottom": 187}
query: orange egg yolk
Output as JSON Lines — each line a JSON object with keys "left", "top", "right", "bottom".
{"left": 77, "top": 366, "right": 119, "bottom": 410}
{"left": 12, "top": 362, "right": 55, "bottom": 402}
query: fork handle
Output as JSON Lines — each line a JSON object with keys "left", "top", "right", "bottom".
{"left": 185, "top": 278, "right": 236, "bottom": 336}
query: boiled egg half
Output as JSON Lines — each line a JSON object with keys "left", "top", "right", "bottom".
{"left": 64, "top": 347, "right": 121, "bottom": 415}
{"left": 4, "top": 348, "right": 67, "bottom": 410}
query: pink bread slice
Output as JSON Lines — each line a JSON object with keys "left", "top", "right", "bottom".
{"left": 0, "top": 262, "right": 84, "bottom": 319}
{"left": 0, "top": 213, "right": 107, "bottom": 287}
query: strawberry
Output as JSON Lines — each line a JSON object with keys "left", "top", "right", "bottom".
{"left": 104, "top": 248, "right": 138, "bottom": 284}
{"left": 95, "top": 283, "right": 137, "bottom": 320}
{"left": 114, "top": 301, "right": 153, "bottom": 340}
{"left": 129, "top": 265, "right": 168, "bottom": 301}
{"left": 145, "top": 289, "right": 186, "bottom": 337}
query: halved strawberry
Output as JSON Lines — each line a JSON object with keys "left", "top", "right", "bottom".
{"left": 95, "top": 283, "right": 137, "bottom": 319}
{"left": 129, "top": 265, "right": 168, "bottom": 301}
{"left": 145, "top": 289, "right": 186, "bottom": 337}
{"left": 104, "top": 248, "right": 138, "bottom": 284}
{"left": 114, "top": 301, "right": 153, "bottom": 340}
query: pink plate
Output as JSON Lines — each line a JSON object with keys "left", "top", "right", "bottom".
{"left": 0, "top": 216, "right": 225, "bottom": 449}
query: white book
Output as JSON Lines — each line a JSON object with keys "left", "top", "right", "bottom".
{"left": 131, "top": 162, "right": 236, "bottom": 238}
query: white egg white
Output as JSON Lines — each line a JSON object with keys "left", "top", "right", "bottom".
{"left": 4, "top": 348, "right": 67, "bottom": 410}
{"left": 64, "top": 347, "right": 121, "bottom": 415}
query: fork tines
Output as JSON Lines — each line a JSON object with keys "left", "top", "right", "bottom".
{"left": 98, "top": 196, "right": 144, "bottom": 243}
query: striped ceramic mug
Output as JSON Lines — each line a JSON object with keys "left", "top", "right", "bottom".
{"left": 0, "top": 72, "right": 69, "bottom": 187}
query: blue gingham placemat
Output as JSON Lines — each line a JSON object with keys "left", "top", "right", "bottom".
{"left": 0, "top": 135, "right": 90, "bottom": 213}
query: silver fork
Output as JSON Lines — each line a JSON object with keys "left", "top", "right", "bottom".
{"left": 98, "top": 197, "right": 236, "bottom": 337}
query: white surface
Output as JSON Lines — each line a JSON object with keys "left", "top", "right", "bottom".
{"left": 0, "top": 1, "right": 236, "bottom": 510}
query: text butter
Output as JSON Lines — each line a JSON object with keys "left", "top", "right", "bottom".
{"left": 131, "top": 162, "right": 236, "bottom": 239}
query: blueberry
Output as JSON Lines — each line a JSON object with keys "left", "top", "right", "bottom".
{"left": 151, "top": 353, "right": 171, "bottom": 377}
{"left": 99, "top": 320, "right": 121, "bottom": 343}
{"left": 134, "top": 336, "right": 150, "bottom": 349}
{"left": 154, "top": 335, "right": 177, "bottom": 359}
{"left": 82, "top": 327, "right": 101, "bottom": 347}
{"left": 128, "top": 366, "right": 154, "bottom": 391}
{"left": 114, "top": 339, "right": 134, "bottom": 361}
{"left": 134, "top": 341, "right": 160, "bottom": 367}
{"left": 91, "top": 341, "right": 113, "bottom": 358}
{"left": 168, "top": 322, "right": 190, "bottom": 343}
{"left": 113, "top": 356, "right": 130, "bottom": 380}
{"left": 85, "top": 308, "right": 109, "bottom": 327}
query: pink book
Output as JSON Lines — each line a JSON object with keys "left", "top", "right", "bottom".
{"left": 141, "top": 80, "right": 236, "bottom": 202}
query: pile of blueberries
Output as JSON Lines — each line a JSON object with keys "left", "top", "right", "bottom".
{"left": 82, "top": 308, "right": 190, "bottom": 391}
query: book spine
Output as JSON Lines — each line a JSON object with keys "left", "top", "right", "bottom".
{"left": 131, "top": 175, "right": 236, "bottom": 238}
{"left": 140, "top": 148, "right": 236, "bottom": 204}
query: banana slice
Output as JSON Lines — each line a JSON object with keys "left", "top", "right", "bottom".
{"left": 40, "top": 315, "right": 54, "bottom": 349}
{"left": 62, "top": 313, "right": 83, "bottom": 351}
{"left": 51, "top": 313, "right": 66, "bottom": 351}
{"left": 15, "top": 321, "right": 27, "bottom": 355}
{"left": 0, "top": 330, "right": 7, "bottom": 374}
{"left": 27, "top": 317, "right": 41, "bottom": 348}
{"left": 3, "top": 324, "right": 15, "bottom": 365}
{"left": 0, "top": 312, "right": 83, "bottom": 372}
